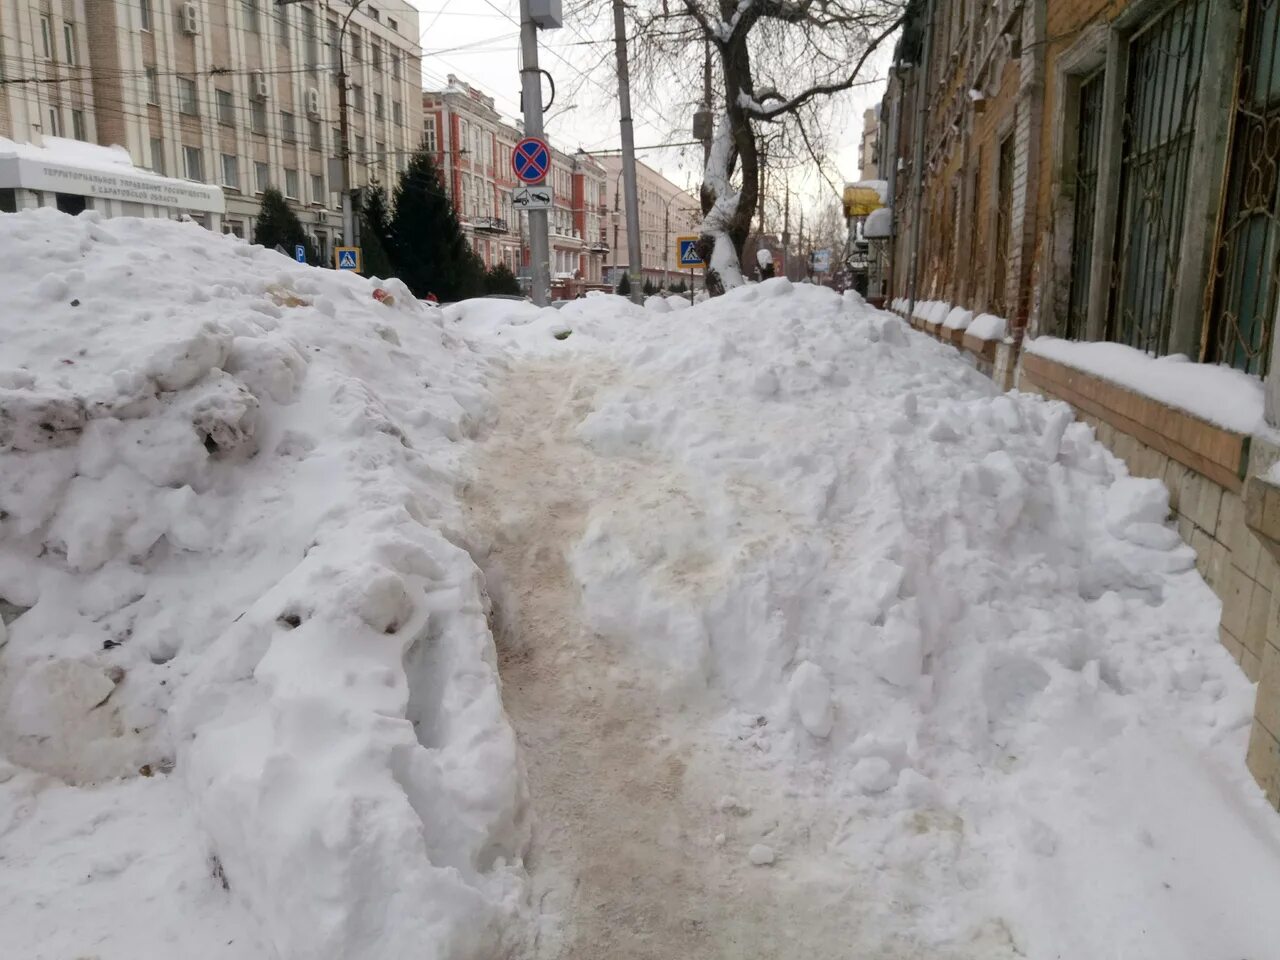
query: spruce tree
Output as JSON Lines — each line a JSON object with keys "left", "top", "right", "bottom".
{"left": 389, "top": 149, "right": 482, "bottom": 300}
{"left": 359, "top": 182, "right": 395, "bottom": 280}
{"left": 254, "top": 188, "right": 316, "bottom": 264}
{"left": 483, "top": 263, "right": 521, "bottom": 295}
{"left": 616, "top": 272, "right": 631, "bottom": 296}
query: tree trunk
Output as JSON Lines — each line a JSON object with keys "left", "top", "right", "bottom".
{"left": 697, "top": 15, "right": 759, "bottom": 295}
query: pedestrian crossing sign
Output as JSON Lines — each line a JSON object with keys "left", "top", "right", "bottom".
{"left": 677, "top": 236, "right": 705, "bottom": 268}
{"left": 335, "top": 246, "right": 362, "bottom": 271}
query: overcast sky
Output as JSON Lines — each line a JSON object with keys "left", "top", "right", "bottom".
{"left": 410, "top": 0, "right": 892, "bottom": 223}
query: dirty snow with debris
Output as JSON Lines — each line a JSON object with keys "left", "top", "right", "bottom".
{"left": 0, "top": 209, "right": 526, "bottom": 960}
{"left": 456, "top": 278, "right": 1280, "bottom": 959}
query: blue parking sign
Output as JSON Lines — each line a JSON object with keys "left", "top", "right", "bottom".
{"left": 294, "top": 244, "right": 306, "bottom": 263}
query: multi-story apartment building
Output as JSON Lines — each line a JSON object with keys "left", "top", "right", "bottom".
{"left": 600, "top": 155, "right": 701, "bottom": 289}
{"left": 880, "top": 0, "right": 1280, "bottom": 812}
{"left": 858, "top": 106, "right": 880, "bottom": 180}
{"left": 0, "top": 0, "right": 422, "bottom": 260}
{"left": 423, "top": 75, "right": 609, "bottom": 295}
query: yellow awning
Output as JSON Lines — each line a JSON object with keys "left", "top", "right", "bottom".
{"left": 843, "top": 185, "right": 884, "bottom": 218}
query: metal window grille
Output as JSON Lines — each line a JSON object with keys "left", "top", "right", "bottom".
{"left": 1065, "top": 70, "right": 1105, "bottom": 340}
{"left": 1107, "top": 0, "right": 1210, "bottom": 355}
{"left": 992, "top": 133, "right": 1015, "bottom": 318}
{"left": 1209, "top": 0, "right": 1280, "bottom": 375}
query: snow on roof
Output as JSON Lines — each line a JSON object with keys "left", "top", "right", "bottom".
{"left": 864, "top": 207, "right": 892, "bottom": 239}
{"left": 847, "top": 179, "right": 889, "bottom": 204}
{"left": 1026, "top": 337, "right": 1264, "bottom": 434}
{"left": 0, "top": 136, "right": 224, "bottom": 213}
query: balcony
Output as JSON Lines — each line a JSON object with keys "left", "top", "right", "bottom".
{"left": 589, "top": 240, "right": 609, "bottom": 253}
{"left": 472, "top": 216, "right": 508, "bottom": 234}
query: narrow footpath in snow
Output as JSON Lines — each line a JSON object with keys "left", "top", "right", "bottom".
{"left": 463, "top": 356, "right": 1021, "bottom": 959}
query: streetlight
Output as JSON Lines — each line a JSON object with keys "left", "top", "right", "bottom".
{"left": 334, "top": 0, "right": 363, "bottom": 252}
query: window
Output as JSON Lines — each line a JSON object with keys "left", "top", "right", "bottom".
{"left": 311, "top": 173, "right": 324, "bottom": 203}
{"left": 393, "top": 100, "right": 402, "bottom": 126}
{"left": 1209, "top": 0, "right": 1280, "bottom": 374}
{"left": 275, "top": 4, "right": 288, "bottom": 45}
{"left": 391, "top": 52, "right": 400, "bottom": 80}
{"left": 46, "top": 107, "right": 62, "bottom": 137}
{"left": 376, "top": 140, "right": 385, "bottom": 178}
{"left": 140, "top": 0, "right": 152, "bottom": 30}
{"left": 1109, "top": 0, "right": 1210, "bottom": 356}
{"left": 146, "top": 66, "right": 160, "bottom": 104}
{"left": 63, "top": 23, "right": 76, "bottom": 65}
{"left": 302, "top": 8, "right": 318, "bottom": 69}
{"left": 178, "top": 76, "right": 198, "bottom": 115}
{"left": 183, "top": 145, "right": 204, "bottom": 182}
{"left": 371, "top": 40, "right": 381, "bottom": 68}
{"left": 243, "top": 0, "right": 260, "bottom": 33}
{"left": 282, "top": 111, "right": 296, "bottom": 142}
{"left": 424, "top": 115, "right": 437, "bottom": 152}
{"left": 328, "top": 18, "right": 339, "bottom": 65}
{"left": 309, "top": 118, "right": 322, "bottom": 149}
{"left": 71, "top": 109, "right": 85, "bottom": 141}
{"left": 217, "top": 89, "right": 234, "bottom": 125}
{"left": 387, "top": 16, "right": 397, "bottom": 32}
{"left": 356, "top": 135, "right": 366, "bottom": 163}
{"left": 349, "top": 28, "right": 361, "bottom": 61}
{"left": 285, "top": 168, "right": 299, "bottom": 198}
{"left": 255, "top": 161, "right": 269, "bottom": 192}
{"left": 251, "top": 98, "right": 267, "bottom": 133}
{"left": 374, "top": 93, "right": 384, "bottom": 120}
{"left": 1064, "top": 71, "right": 1105, "bottom": 341}
{"left": 221, "top": 154, "right": 240, "bottom": 189}
{"left": 352, "top": 84, "right": 363, "bottom": 112}
{"left": 150, "top": 137, "right": 165, "bottom": 175}
{"left": 40, "top": 15, "right": 52, "bottom": 59}
{"left": 991, "top": 133, "right": 1014, "bottom": 319}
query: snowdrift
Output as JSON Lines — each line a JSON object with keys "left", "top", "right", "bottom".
{"left": 458, "top": 277, "right": 1280, "bottom": 959}
{"left": 0, "top": 209, "right": 526, "bottom": 959}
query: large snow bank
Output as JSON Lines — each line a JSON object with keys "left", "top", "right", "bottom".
{"left": 462, "top": 282, "right": 1280, "bottom": 958}
{"left": 0, "top": 209, "right": 526, "bottom": 959}
{"left": 1027, "top": 337, "right": 1264, "bottom": 434}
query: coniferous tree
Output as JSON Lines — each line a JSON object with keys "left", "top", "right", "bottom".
{"left": 483, "top": 263, "right": 522, "bottom": 295}
{"left": 643, "top": 278, "right": 659, "bottom": 296}
{"left": 254, "top": 188, "right": 317, "bottom": 264}
{"left": 359, "top": 182, "right": 395, "bottom": 280}
{"left": 389, "top": 149, "right": 483, "bottom": 300}
{"left": 616, "top": 272, "right": 632, "bottom": 296}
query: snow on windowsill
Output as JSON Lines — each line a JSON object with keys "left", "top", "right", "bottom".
{"left": 1025, "top": 337, "right": 1265, "bottom": 436}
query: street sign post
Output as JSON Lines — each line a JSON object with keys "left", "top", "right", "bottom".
{"left": 812, "top": 248, "right": 832, "bottom": 273}
{"left": 512, "top": 137, "right": 551, "bottom": 185}
{"left": 335, "top": 246, "right": 361, "bottom": 271}
{"left": 294, "top": 244, "right": 306, "bottom": 264}
{"left": 512, "top": 185, "right": 553, "bottom": 210}
{"left": 677, "top": 236, "right": 705, "bottom": 268}
{"left": 677, "top": 235, "right": 704, "bottom": 303}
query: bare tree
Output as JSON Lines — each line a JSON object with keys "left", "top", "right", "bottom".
{"left": 615, "top": 0, "right": 904, "bottom": 293}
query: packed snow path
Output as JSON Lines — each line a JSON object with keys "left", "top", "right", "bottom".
{"left": 464, "top": 361, "right": 978, "bottom": 958}
{"left": 455, "top": 284, "right": 1280, "bottom": 960}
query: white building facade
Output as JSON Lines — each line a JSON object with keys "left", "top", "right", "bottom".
{"left": 0, "top": 0, "right": 422, "bottom": 258}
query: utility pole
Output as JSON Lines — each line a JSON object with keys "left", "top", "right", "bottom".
{"left": 612, "top": 0, "right": 644, "bottom": 305}
{"left": 782, "top": 188, "right": 791, "bottom": 277}
{"left": 335, "top": 0, "right": 363, "bottom": 253}
{"left": 518, "top": 0, "right": 553, "bottom": 306}
{"left": 904, "top": 0, "right": 935, "bottom": 326}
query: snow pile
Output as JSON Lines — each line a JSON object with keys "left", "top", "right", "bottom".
{"left": 967, "top": 312, "right": 1008, "bottom": 341}
{"left": 464, "top": 279, "right": 1280, "bottom": 958}
{"left": 942, "top": 306, "right": 974, "bottom": 330}
{"left": 863, "top": 207, "right": 892, "bottom": 240}
{"left": 0, "top": 209, "right": 526, "bottom": 960}
{"left": 1027, "top": 337, "right": 1264, "bottom": 434}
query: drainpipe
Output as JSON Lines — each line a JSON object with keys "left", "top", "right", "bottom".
{"left": 882, "top": 74, "right": 903, "bottom": 300}
{"left": 903, "top": 0, "right": 934, "bottom": 327}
